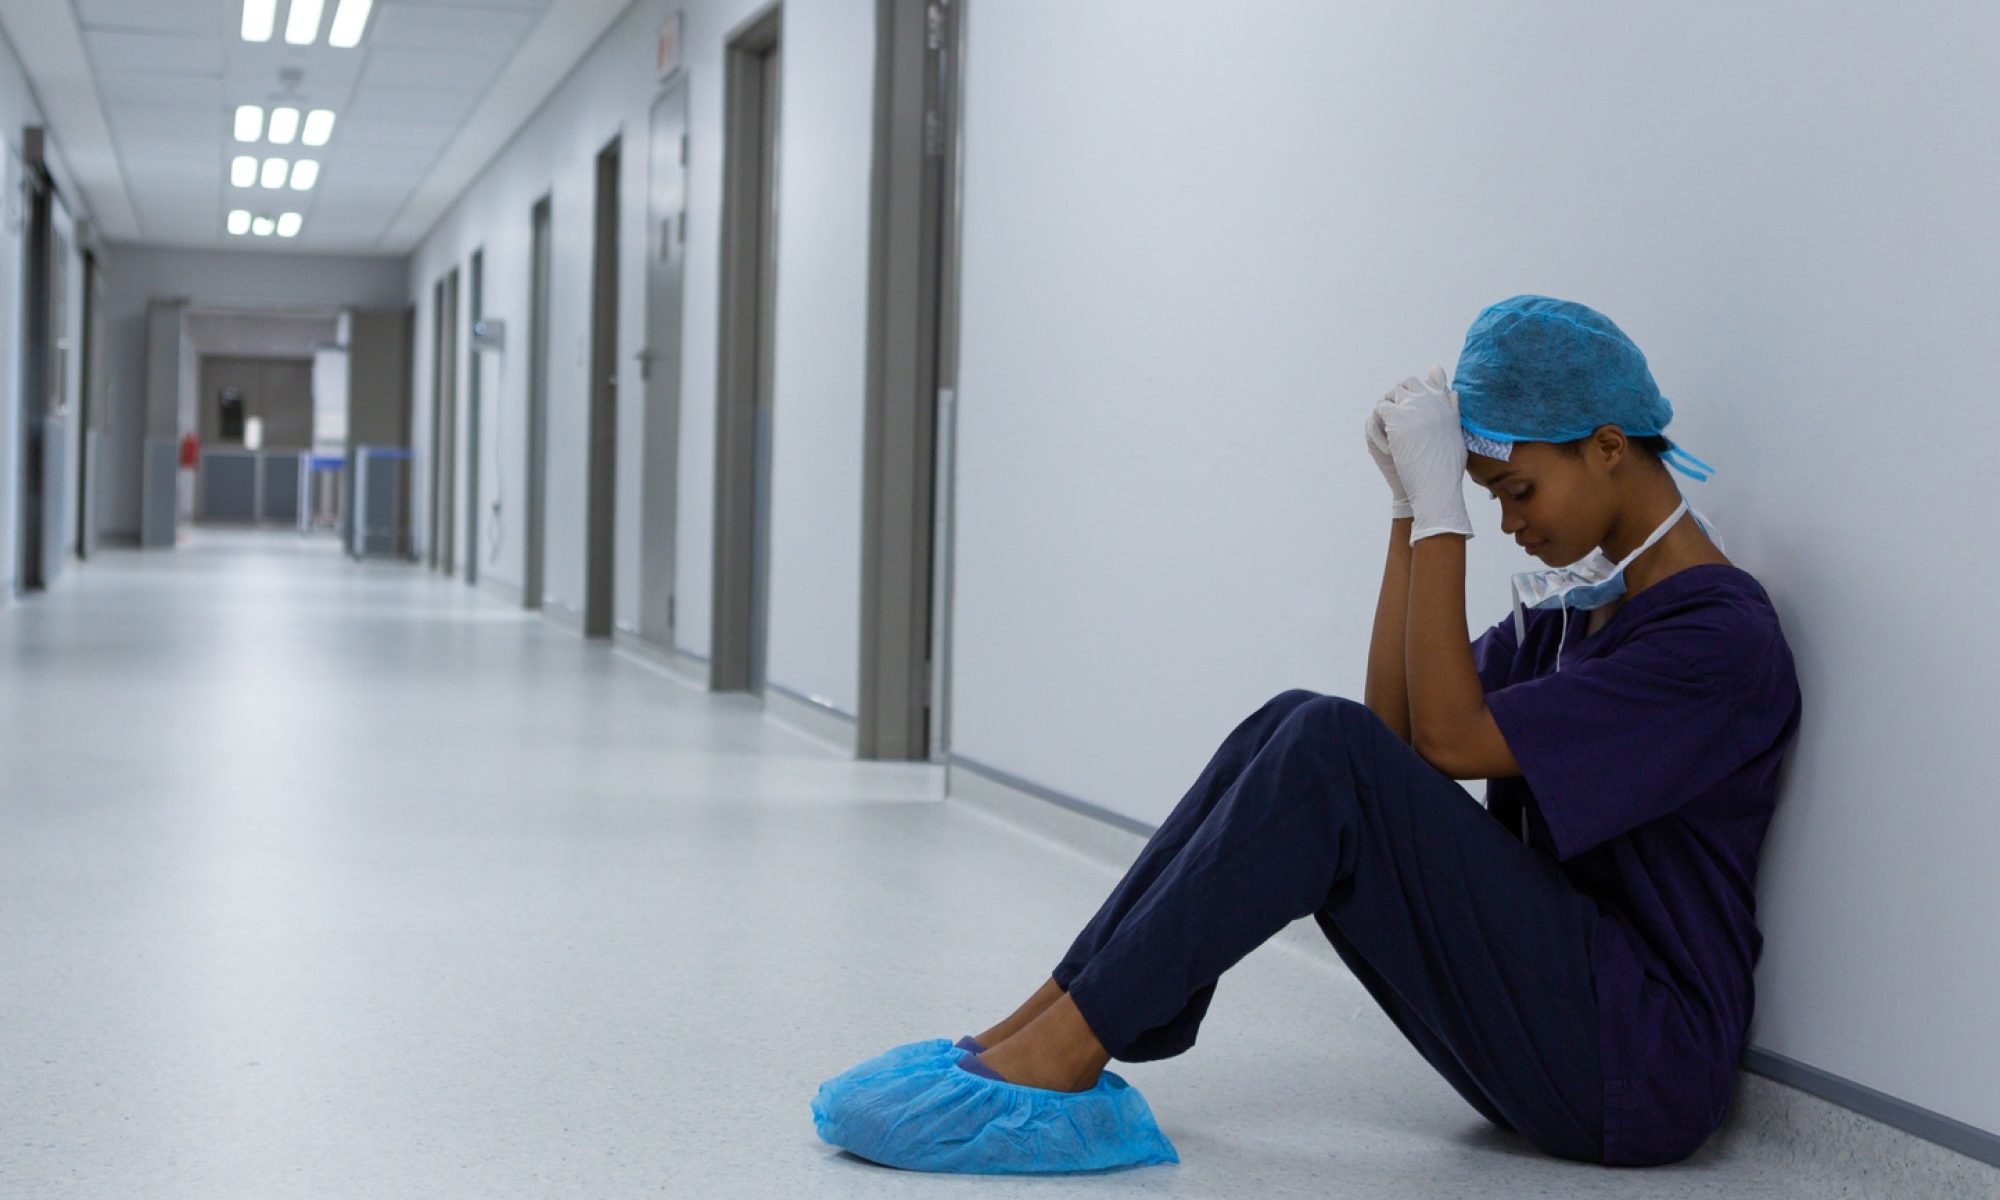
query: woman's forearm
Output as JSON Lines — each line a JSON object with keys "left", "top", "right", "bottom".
{"left": 1364, "top": 517, "right": 1416, "bottom": 744}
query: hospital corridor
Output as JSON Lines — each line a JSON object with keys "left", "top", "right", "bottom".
{"left": 2, "top": 2, "right": 1997, "bottom": 1197}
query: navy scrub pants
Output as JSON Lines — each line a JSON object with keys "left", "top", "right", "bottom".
{"left": 1051, "top": 689, "right": 1605, "bottom": 1164}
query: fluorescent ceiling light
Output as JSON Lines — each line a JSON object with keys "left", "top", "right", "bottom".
{"left": 252, "top": 216, "right": 275, "bottom": 237}
{"left": 268, "top": 107, "right": 299, "bottom": 145}
{"left": 242, "top": 0, "right": 276, "bottom": 42}
{"left": 233, "top": 104, "right": 263, "bottom": 142}
{"left": 302, "top": 109, "right": 336, "bottom": 147}
{"left": 227, "top": 209, "right": 251, "bottom": 235}
{"left": 261, "top": 157, "right": 288, "bottom": 188}
{"left": 285, "top": 0, "right": 325, "bottom": 45}
{"left": 289, "top": 159, "right": 319, "bottom": 190}
{"left": 277, "top": 212, "right": 303, "bottom": 238}
{"left": 231, "top": 156, "right": 258, "bottom": 187}
{"left": 327, "top": 0, "right": 374, "bottom": 48}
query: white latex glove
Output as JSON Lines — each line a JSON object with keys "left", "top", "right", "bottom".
{"left": 1365, "top": 387, "right": 1414, "bottom": 519}
{"left": 1375, "top": 365, "right": 1474, "bottom": 544}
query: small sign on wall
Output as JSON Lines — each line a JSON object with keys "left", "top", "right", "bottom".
{"left": 657, "top": 11, "right": 682, "bottom": 80}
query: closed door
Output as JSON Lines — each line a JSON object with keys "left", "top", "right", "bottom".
{"left": 524, "top": 197, "right": 552, "bottom": 608}
{"left": 466, "top": 250, "right": 484, "bottom": 586}
{"left": 748, "top": 40, "right": 781, "bottom": 693}
{"left": 584, "top": 138, "right": 620, "bottom": 638}
{"left": 429, "top": 269, "right": 459, "bottom": 573}
{"left": 639, "top": 78, "right": 690, "bottom": 648}
{"left": 712, "top": 13, "right": 783, "bottom": 694}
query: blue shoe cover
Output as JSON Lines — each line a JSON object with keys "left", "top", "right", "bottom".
{"left": 815, "top": 1037, "right": 957, "bottom": 1096}
{"left": 811, "top": 1047, "right": 1179, "bottom": 1173}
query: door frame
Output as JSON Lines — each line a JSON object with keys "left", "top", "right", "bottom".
{"left": 583, "top": 136, "right": 621, "bottom": 639}
{"left": 427, "top": 270, "right": 461, "bottom": 572}
{"left": 524, "top": 195, "right": 552, "bottom": 608}
{"left": 465, "top": 248, "right": 483, "bottom": 585}
{"left": 76, "top": 247, "right": 103, "bottom": 559}
{"left": 16, "top": 130, "right": 53, "bottom": 592}
{"left": 710, "top": 3, "right": 782, "bottom": 692}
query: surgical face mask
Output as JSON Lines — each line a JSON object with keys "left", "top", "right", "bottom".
{"left": 1511, "top": 497, "right": 1723, "bottom": 668}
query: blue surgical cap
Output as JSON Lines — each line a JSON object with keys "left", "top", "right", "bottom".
{"left": 1453, "top": 295, "right": 1713, "bottom": 482}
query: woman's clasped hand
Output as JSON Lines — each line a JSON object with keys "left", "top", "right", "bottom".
{"left": 1369, "top": 366, "right": 1475, "bottom": 544}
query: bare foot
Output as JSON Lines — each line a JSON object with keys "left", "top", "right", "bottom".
{"left": 973, "top": 993, "right": 1111, "bottom": 1093}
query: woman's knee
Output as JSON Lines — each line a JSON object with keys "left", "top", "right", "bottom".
{"left": 1263, "top": 688, "right": 1323, "bottom": 716}
{"left": 1271, "top": 691, "right": 1374, "bottom": 733}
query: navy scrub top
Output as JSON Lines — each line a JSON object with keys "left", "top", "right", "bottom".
{"left": 1471, "top": 562, "right": 1803, "bottom": 1165}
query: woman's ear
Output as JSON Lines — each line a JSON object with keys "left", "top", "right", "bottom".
{"left": 1590, "top": 425, "right": 1629, "bottom": 472}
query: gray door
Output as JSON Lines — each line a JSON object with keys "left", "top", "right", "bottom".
{"left": 465, "top": 250, "right": 483, "bottom": 585}
{"left": 427, "top": 278, "right": 442, "bottom": 567}
{"left": 748, "top": 41, "right": 781, "bottom": 694}
{"left": 429, "top": 269, "right": 459, "bottom": 574}
{"left": 524, "top": 197, "right": 551, "bottom": 609}
{"left": 15, "top": 156, "right": 51, "bottom": 591}
{"left": 711, "top": 10, "right": 781, "bottom": 694}
{"left": 584, "top": 138, "right": 620, "bottom": 639}
{"left": 442, "top": 269, "right": 459, "bottom": 573}
{"left": 77, "top": 250, "right": 103, "bottom": 558}
{"left": 638, "top": 78, "right": 690, "bottom": 650}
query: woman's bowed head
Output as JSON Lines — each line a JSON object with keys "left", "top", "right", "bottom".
{"left": 1366, "top": 296, "right": 1724, "bottom": 579}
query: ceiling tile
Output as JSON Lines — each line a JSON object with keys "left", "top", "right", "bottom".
{"left": 77, "top": 0, "right": 230, "bottom": 36}
{"left": 85, "top": 30, "right": 224, "bottom": 77}
{"left": 223, "top": 44, "right": 366, "bottom": 108}
{"left": 379, "top": 0, "right": 551, "bottom": 12}
{"left": 359, "top": 47, "right": 513, "bottom": 91}
{"left": 346, "top": 85, "right": 475, "bottom": 125}
{"left": 96, "top": 71, "right": 225, "bottom": 110}
{"left": 369, "top": 4, "right": 538, "bottom": 51}
{"left": 332, "top": 117, "right": 457, "bottom": 149}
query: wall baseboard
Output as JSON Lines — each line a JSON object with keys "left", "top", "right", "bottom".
{"left": 539, "top": 600, "right": 583, "bottom": 635}
{"left": 1725, "top": 1047, "right": 2000, "bottom": 1180}
{"left": 945, "top": 754, "right": 2000, "bottom": 1185}
{"left": 761, "top": 681, "right": 857, "bottom": 756}
{"left": 475, "top": 574, "right": 524, "bottom": 609}
{"left": 612, "top": 630, "right": 710, "bottom": 693}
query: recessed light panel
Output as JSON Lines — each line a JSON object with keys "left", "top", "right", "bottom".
{"left": 285, "top": 0, "right": 325, "bottom": 45}
{"left": 302, "top": 109, "right": 336, "bottom": 147}
{"left": 242, "top": 0, "right": 276, "bottom": 42}
{"left": 328, "top": 0, "right": 374, "bottom": 48}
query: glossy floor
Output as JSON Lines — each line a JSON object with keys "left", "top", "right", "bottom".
{"left": 0, "top": 530, "right": 1889, "bottom": 1196}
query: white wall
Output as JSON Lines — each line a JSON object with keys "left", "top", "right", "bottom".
{"left": 409, "top": 0, "right": 877, "bottom": 714}
{"left": 949, "top": 0, "right": 1996, "bottom": 1148}
{"left": 97, "top": 245, "right": 408, "bottom": 539}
